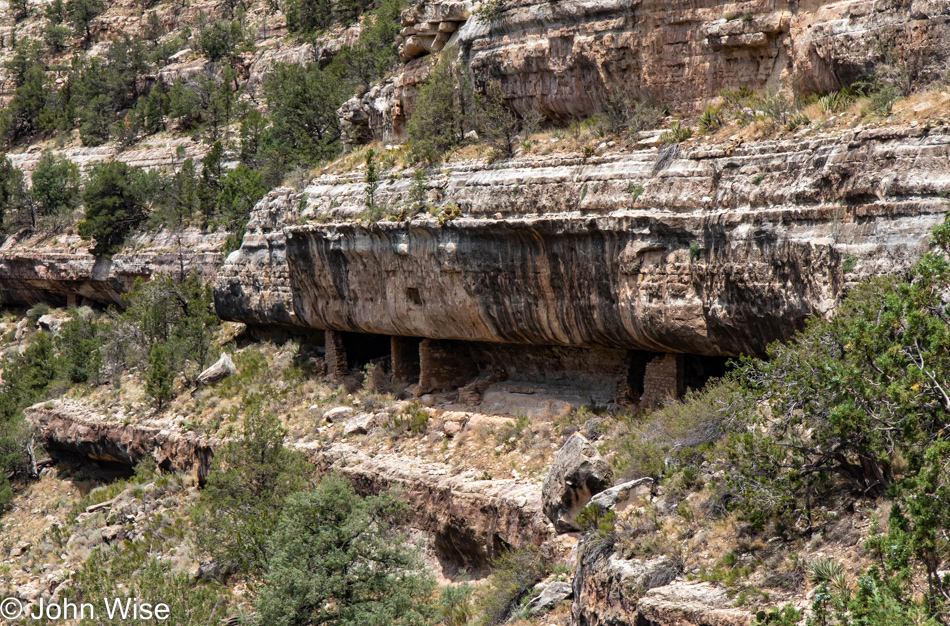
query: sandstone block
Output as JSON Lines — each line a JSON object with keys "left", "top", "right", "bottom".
{"left": 324, "top": 406, "right": 355, "bottom": 423}
{"left": 343, "top": 412, "right": 374, "bottom": 436}
{"left": 196, "top": 353, "right": 236, "bottom": 386}
{"left": 589, "top": 477, "right": 653, "bottom": 515}
{"left": 542, "top": 433, "right": 613, "bottom": 533}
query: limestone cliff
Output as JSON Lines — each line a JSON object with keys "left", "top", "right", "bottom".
{"left": 217, "top": 126, "right": 949, "bottom": 357}
{"left": 0, "top": 228, "right": 225, "bottom": 307}
{"left": 349, "top": 0, "right": 950, "bottom": 143}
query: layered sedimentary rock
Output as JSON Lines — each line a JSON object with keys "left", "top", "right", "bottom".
{"left": 214, "top": 187, "right": 302, "bottom": 326}
{"left": 26, "top": 401, "right": 220, "bottom": 482}
{"left": 0, "top": 228, "right": 225, "bottom": 307}
{"left": 25, "top": 400, "right": 554, "bottom": 570}
{"left": 460, "top": 0, "right": 950, "bottom": 119}
{"left": 218, "top": 127, "right": 950, "bottom": 358}
{"left": 354, "top": 0, "right": 950, "bottom": 142}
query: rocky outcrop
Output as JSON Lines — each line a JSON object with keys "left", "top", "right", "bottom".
{"left": 635, "top": 581, "right": 752, "bottom": 626}
{"left": 467, "top": 0, "right": 946, "bottom": 120}
{"left": 6, "top": 139, "right": 206, "bottom": 177}
{"left": 213, "top": 187, "right": 302, "bottom": 327}
{"left": 196, "top": 352, "right": 236, "bottom": 386}
{"left": 346, "top": 0, "right": 950, "bottom": 142}
{"left": 25, "top": 401, "right": 220, "bottom": 483}
{"left": 572, "top": 544, "right": 677, "bottom": 626}
{"left": 25, "top": 400, "right": 555, "bottom": 572}
{"left": 572, "top": 542, "right": 749, "bottom": 626}
{"left": 218, "top": 127, "right": 949, "bottom": 357}
{"left": 305, "top": 442, "right": 554, "bottom": 571}
{"left": 0, "top": 228, "right": 225, "bottom": 307}
{"left": 543, "top": 433, "right": 613, "bottom": 532}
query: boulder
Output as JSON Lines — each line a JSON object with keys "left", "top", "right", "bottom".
{"left": 15, "top": 317, "right": 29, "bottom": 341}
{"left": 324, "top": 406, "right": 355, "bottom": 423}
{"left": 542, "top": 433, "right": 613, "bottom": 532}
{"left": 100, "top": 524, "right": 126, "bottom": 544}
{"left": 589, "top": 477, "right": 653, "bottom": 515}
{"left": 635, "top": 581, "right": 752, "bottom": 626}
{"left": 572, "top": 541, "right": 683, "bottom": 626}
{"left": 343, "top": 412, "right": 374, "bottom": 436}
{"left": 197, "top": 353, "right": 235, "bottom": 386}
{"left": 37, "top": 313, "right": 71, "bottom": 333}
{"left": 528, "top": 581, "right": 573, "bottom": 614}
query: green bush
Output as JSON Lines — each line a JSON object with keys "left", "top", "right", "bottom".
{"left": 725, "top": 217, "right": 950, "bottom": 530}
{"left": 196, "top": 19, "right": 245, "bottom": 62}
{"left": 263, "top": 61, "right": 348, "bottom": 167}
{"left": 216, "top": 163, "right": 269, "bottom": 255}
{"left": 0, "top": 156, "right": 28, "bottom": 233}
{"left": 254, "top": 473, "right": 435, "bottom": 625}
{"left": 58, "top": 311, "right": 104, "bottom": 384}
{"left": 117, "top": 271, "right": 219, "bottom": 377}
{"left": 66, "top": 0, "right": 103, "bottom": 42}
{"left": 477, "top": 81, "right": 520, "bottom": 159}
{"left": 472, "top": 548, "right": 549, "bottom": 625}
{"left": 145, "top": 343, "right": 175, "bottom": 408}
{"left": 193, "top": 400, "right": 313, "bottom": 575}
{"left": 72, "top": 543, "right": 229, "bottom": 625}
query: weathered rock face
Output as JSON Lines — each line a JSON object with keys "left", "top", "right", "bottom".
{"left": 0, "top": 228, "right": 225, "bottom": 307}
{"left": 196, "top": 352, "right": 236, "bottom": 386}
{"left": 5, "top": 139, "right": 206, "bottom": 178}
{"left": 213, "top": 187, "right": 302, "bottom": 327}
{"left": 306, "top": 442, "right": 554, "bottom": 572}
{"left": 542, "top": 433, "right": 613, "bottom": 532}
{"left": 218, "top": 128, "right": 949, "bottom": 357}
{"left": 572, "top": 543, "right": 680, "bottom": 626}
{"left": 26, "top": 400, "right": 555, "bottom": 574}
{"left": 477, "top": 0, "right": 947, "bottom": 118}
{"left": 634, "top": 581, "right": 752, "bottom": 626}
{"left": 349, "top": 0, "right": 950, "bottom": 141}
{"left": 572, "top": 540, "right": 751, "bottom": 626}
{"left": 25, "top": 401, "right": 220, "bottom": 483}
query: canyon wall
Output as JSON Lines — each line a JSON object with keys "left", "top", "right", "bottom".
{"left": 0, "top": 228, "right": 225, "bottom": 307}
{"left": 349, "top": 0, "right": 950, "bottom": 143}
{"left": 218, "top": 126, "right": 950, "bottom": 358}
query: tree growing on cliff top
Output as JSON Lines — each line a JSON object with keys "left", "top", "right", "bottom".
{"left": 408, "top": 47, "right": 473, "bottom": 164}
{"left": 77, "top": 160, "right": 150, "bottom": 256}
{"left": 30, "top": 150, "right": 81, "bottom": 223}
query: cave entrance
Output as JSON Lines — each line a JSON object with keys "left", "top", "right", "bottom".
{"left": 626, "top": 350, "right": 661, "bottom": 405}
{"left": 340, "top": 331, "right": 392, "bottom": 370}
{"left": 683, "top": 355, "right": 732, "bottom": 391}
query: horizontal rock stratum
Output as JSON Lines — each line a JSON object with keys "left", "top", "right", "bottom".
{"left": 217, "top": 127, "right": 949, "bottom": 357}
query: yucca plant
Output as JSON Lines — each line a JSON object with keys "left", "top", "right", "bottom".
{"left": 808, "top": 557, "right": 851, "bottom": 599}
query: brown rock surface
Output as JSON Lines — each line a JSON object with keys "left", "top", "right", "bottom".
{"left": 218, "top": 128, "right": 949, "bottom": 356}
{"left": 25, "top": 400, "right": 554, "bottom": 571}
{"left": 0, "top": 228, "right": 225, "bottom": 307}
{"left": 462, "top": 0, "right": 947, "bottom": 119}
